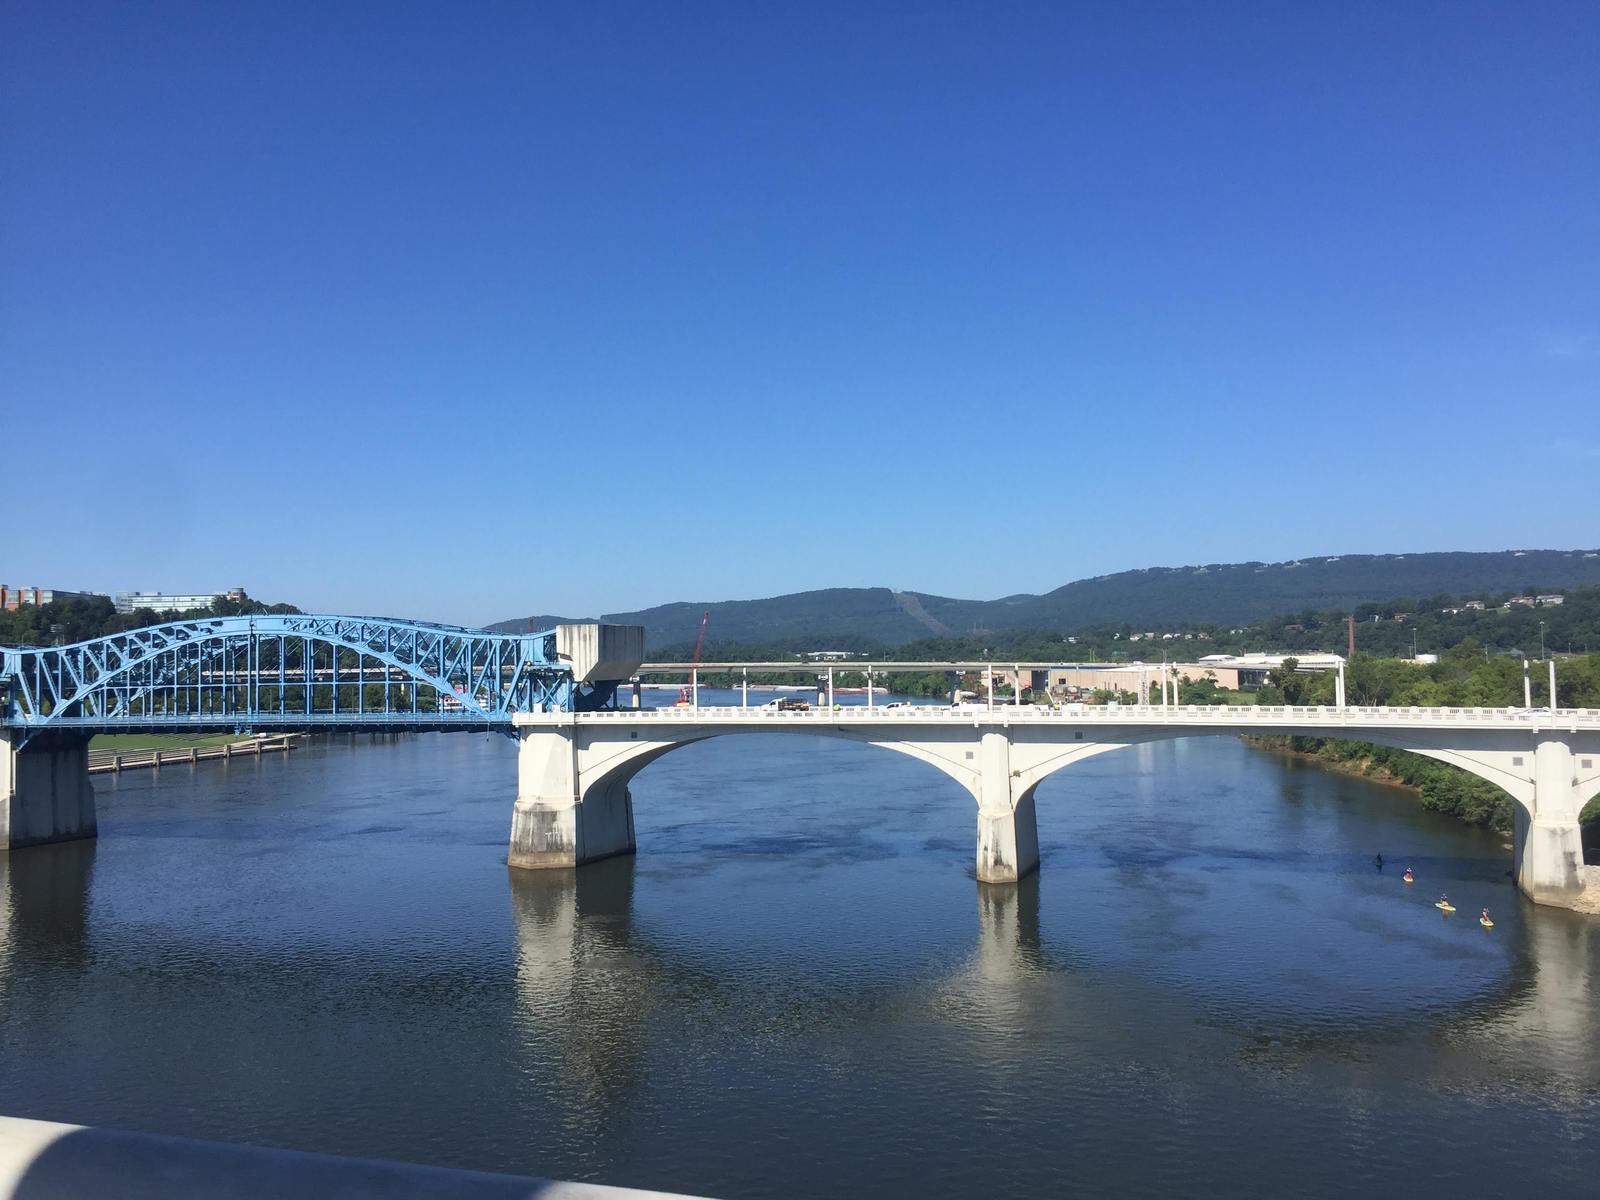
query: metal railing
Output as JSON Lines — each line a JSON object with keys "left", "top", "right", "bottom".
{"left": 520, "top": 704, "right": 1600, "bottom": 730}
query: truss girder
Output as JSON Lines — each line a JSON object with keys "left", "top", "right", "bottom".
{"left": 0, "top": 614, "right": 577, "bottom": 732}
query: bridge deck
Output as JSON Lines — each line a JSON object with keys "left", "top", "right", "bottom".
{"left": 3, "top": 714, "right": 508, "bottom": 735}
{"left": 515, "top": 704, "right": 1600, "bottom": 734}
{"left": 10, "top": 705, "right": 1597, "bottom": 737}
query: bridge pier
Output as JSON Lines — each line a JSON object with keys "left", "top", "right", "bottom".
{"left": 976, "top": 792, "right": 1039, "bottom": 885}
{"left": 0, "top": 731, "right": 98, "bottom": 852}
{"left": 509, "top": 725, "right": 636, "bottom": 870}
{"left": 974, "top": 729, "right": 1039, "bottom": 884}
{"left": 1513, "top": 736, "right": 1588, "bottom": 903}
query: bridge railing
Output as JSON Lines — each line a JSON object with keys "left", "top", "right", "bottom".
{"left": 534, "top": 704, "right": 1600, "bottom": 727}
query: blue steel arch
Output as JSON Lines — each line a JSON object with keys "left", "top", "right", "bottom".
{"left": 0, "top": 615, "right": 608, "bottom": 735}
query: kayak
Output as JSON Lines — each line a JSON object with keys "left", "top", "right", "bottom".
{"left": 1480, "top": 917, "right": 1495, "bottom": 928}
{"left": 1403, "top": 875, "right": 1414, "bottom": 884}
{"left": 1435, "top": 902, "right": 1456, "bottom": 912}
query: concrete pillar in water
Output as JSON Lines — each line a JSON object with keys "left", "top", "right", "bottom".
{"left": 974, "top": 728, "right": 1039, "bottom": 885}
{"left": 1512, "top": 735, "right": 1586, "bottom": 903}
{"left": 0, "top": 731, "right": 98, "bottom": 852}
{"left": 508, "top": 725, "right": 635, "bottom": 870}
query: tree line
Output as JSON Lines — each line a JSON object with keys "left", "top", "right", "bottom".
{"left": 0, "top": 592, "right": 301, "bottom": 647}
{"left": 1250, "top": 643, "right": 1600, "bottom": 839}
{"left": 650, "top": 584, "right": 1600, "bottom": 665}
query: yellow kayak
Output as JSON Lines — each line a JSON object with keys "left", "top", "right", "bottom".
{"left": 1480, "top": 917, "right": 1495, "bottom": 928}
{"left": 1435, "top": 902, "right": 1456, "bottom": 912}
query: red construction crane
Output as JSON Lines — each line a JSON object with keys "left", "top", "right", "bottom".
{"left": 676, "top": 611, "right": 711, "bottom": 706}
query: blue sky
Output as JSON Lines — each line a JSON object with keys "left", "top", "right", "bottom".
{"left": 4, "top": 1, "right": 1596, "bottom": 625}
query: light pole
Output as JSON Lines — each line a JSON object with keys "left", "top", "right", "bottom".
{"left": 1539, "top": 620, "right": 1546, "bottom": 661}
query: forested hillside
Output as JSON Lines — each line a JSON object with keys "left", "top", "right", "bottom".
{"left": 493, "top": 549, "right": 1600, "bottom": 648}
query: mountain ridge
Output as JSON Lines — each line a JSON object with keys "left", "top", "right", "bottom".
{"left": 489, "top": 549, "right": 1600, "bottom": 649}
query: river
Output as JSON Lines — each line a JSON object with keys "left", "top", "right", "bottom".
{"left": 1, "top": 690, "right": 1595, "bottom": 1198}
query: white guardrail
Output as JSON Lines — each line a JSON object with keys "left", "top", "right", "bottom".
{"left": 0, "top": 1114, "right": 708, "bottom": 1200}
{"left": 521, "top": 705, "right": 1600, "bottom": 730}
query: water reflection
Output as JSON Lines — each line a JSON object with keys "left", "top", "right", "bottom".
{"left": 1460, "top": 908, "right": 1596, "bottom": 1091}
{"left": 506, "top": 858, "right": 1070, "bottom": 1114}
{"left": 508, "top": 858, "right": 654, "bottom": 1130}
{"left": 0, "top": 840, "right": 96, "bottom": 1032}
{"left": 973, "top": 876, "right": 1046, "bottom": 981}
{"left": 0, "top": 839, "right": 96, "bottom": 963}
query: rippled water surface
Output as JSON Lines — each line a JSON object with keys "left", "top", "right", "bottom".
{"left": 2, "top": 696, "right": 1596, "bottom": 1198}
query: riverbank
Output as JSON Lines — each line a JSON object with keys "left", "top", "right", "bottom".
{"left": 87, "top": 734, "right": 302, "bottom": 775}
{"left": 1243, "top": 734, "right": 1427, "bottom": 793}
{"left": 1243, "top": 733, "right": 1515, "bottom": 832}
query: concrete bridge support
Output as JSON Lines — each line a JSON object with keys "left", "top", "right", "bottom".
{"left": 974, "top": 729, "right": 1039, "bottom": 885}
{"left": 509, "top": 725, "right": 636, "bottom": 869}
{"left": 0, "top": 731, "right": 97, "bottom": 852}
{"left": 1513, "top": 736, "right": 1589, "bottom": 903}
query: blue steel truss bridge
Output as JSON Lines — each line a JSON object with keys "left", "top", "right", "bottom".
{"left": 0, "top": 614, "right": 645, "bottom": 738}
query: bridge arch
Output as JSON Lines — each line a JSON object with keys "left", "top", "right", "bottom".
{"left": 579, "top": 724, "right": 986, "bottom": 810}
{"left": 1, "top": 614, "right": 569, "bottom": 731}
{"left": 511, "top": 720, "right": 1004, "bottom": 874}
{"left": 1006, "top": 727, "right": 1539, "bottom": 817}
{"left": 510, "top": 713, "right": 1597, "bottom": 898}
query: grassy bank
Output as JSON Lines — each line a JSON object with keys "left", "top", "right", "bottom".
{"left": 90, "top": 733, "right": 244, "bottom": 751}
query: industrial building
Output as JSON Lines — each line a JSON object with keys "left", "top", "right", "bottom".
{"left": 1044, "top": 653, "right": 1345, "bottom": 698}
{"left": 0, "top": 585, "right": 101, "bottom": 610}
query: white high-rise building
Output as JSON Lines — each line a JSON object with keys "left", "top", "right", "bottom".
{"left": 113, "top": 588, "right": 247, "bottom": 615}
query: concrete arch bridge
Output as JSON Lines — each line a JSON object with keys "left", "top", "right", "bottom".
{"left": 511, "top": 704, "right": 1600, "bottom": 907}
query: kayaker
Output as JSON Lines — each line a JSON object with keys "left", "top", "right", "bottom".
{"left": 1403, "top": 867, "right": 1414, "bottom": 883}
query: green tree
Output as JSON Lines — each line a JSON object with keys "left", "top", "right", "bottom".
{"left": 1265, "top": 657, "right": 1305, "bottom": 704}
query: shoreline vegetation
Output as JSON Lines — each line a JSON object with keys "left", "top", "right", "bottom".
{"left": 1242, "top": 734, "right": 1516, "bottom": 836}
